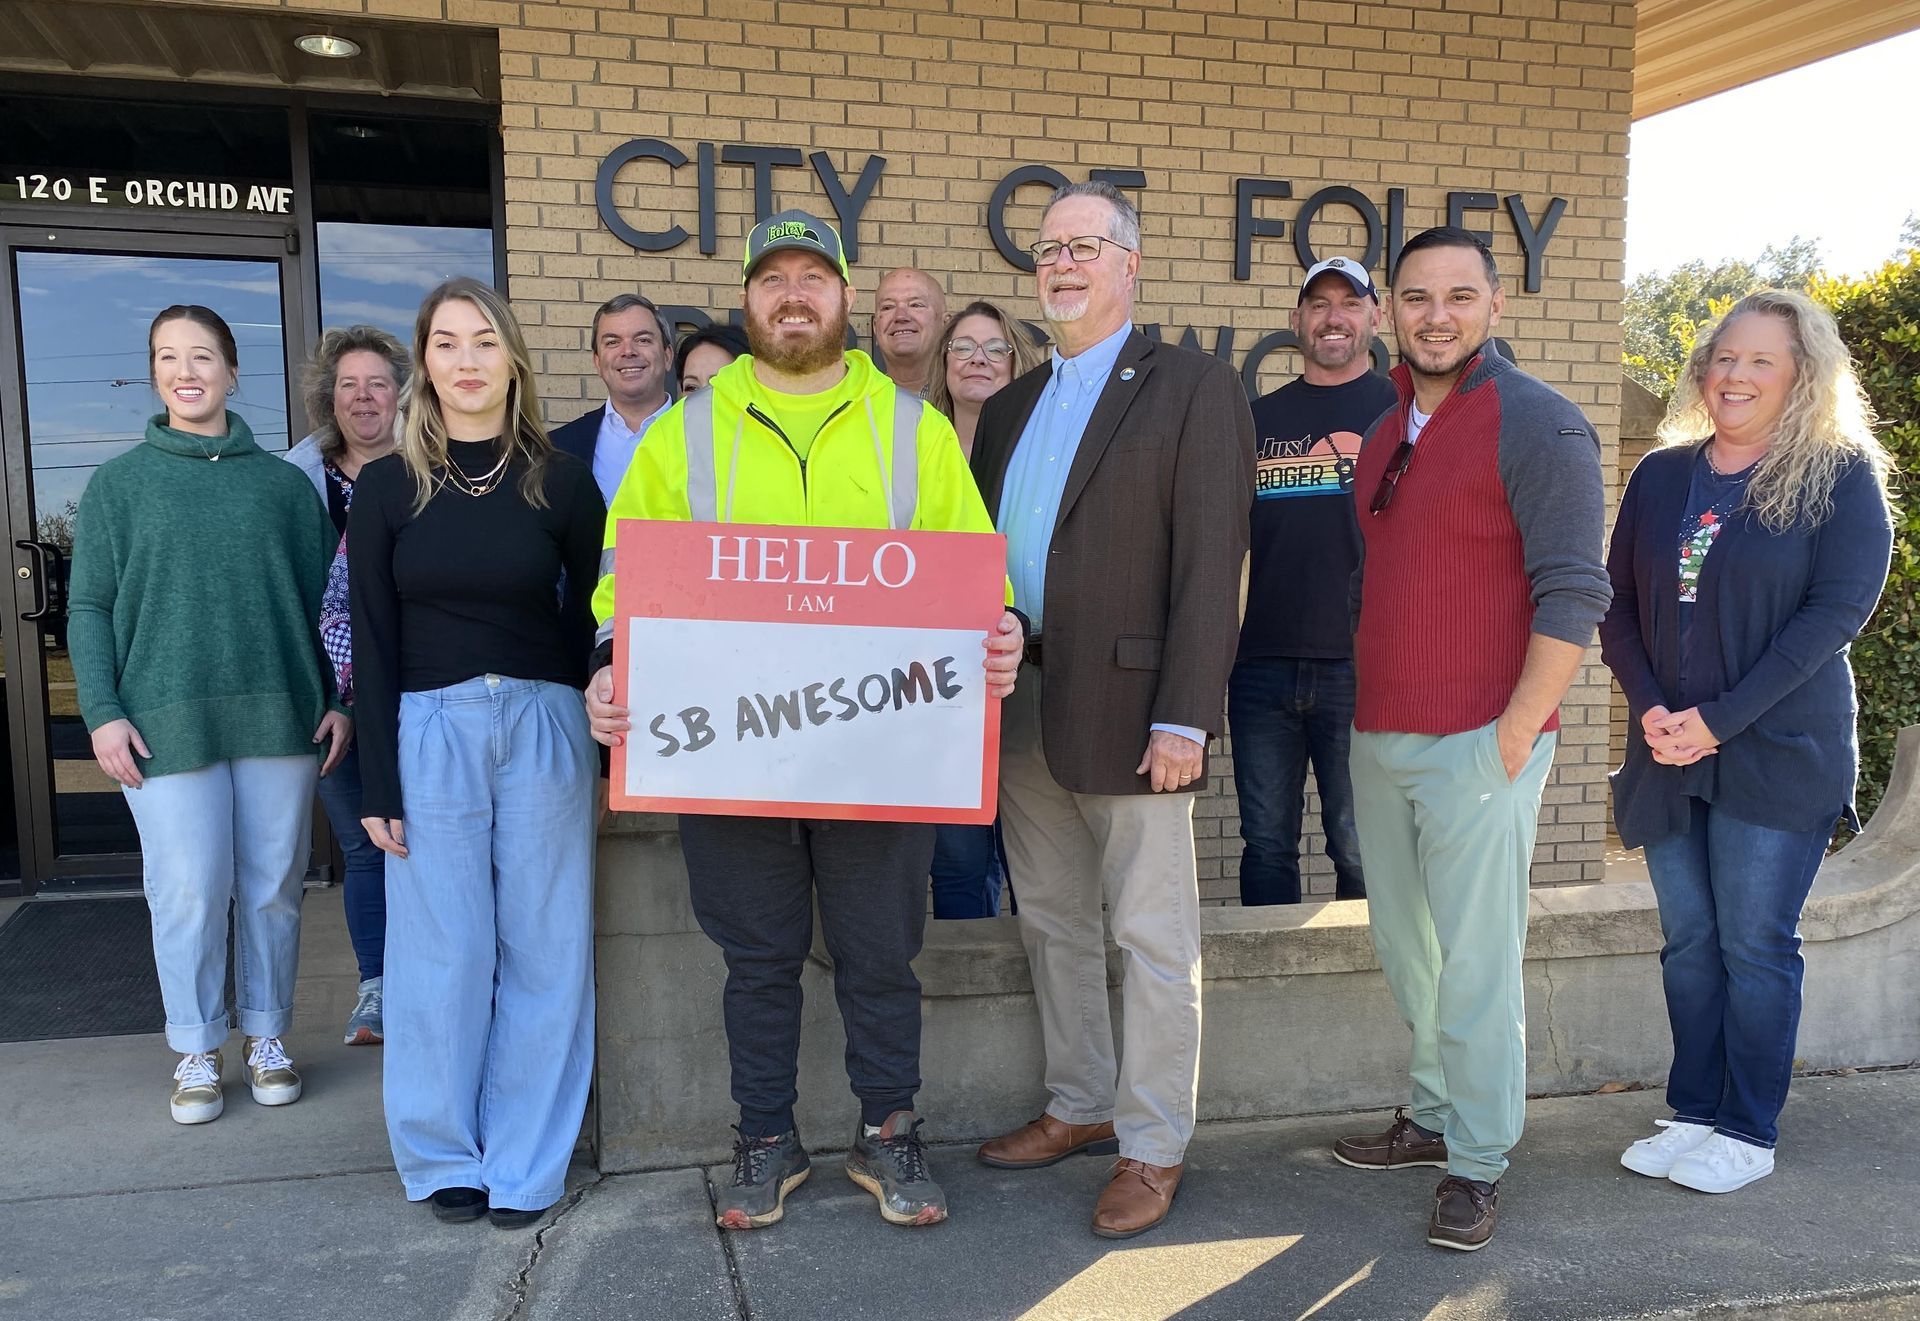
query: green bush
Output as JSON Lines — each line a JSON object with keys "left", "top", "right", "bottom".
{"left": 1814, "top": 252, "right": 1920, "bottom": 826}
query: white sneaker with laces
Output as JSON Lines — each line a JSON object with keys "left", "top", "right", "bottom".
{"left": 1667, "top": 1131, "right": 1774, "bottom": 1193}
{"left": 1620, "top": 1119, "right": 1714, "bottom": 1178}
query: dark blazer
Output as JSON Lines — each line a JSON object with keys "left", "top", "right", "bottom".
{"left": 1600, "top": 443, "right": 1892, "bottom": 847}
{"left": 549, "top": 404, "right": 605, "bottom": 468}
{"left": 971, "top": 330, "right": 1256, "bottom": 796}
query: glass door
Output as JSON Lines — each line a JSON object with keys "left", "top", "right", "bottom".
{"left": 0, "top": 226, "right": 305, "bottom": 891}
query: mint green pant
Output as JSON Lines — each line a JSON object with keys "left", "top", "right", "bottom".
{"left": 1349, "top": 721, "right": 1556, "bottom": 1184}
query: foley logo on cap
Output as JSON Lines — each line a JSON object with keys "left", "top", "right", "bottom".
{"left": 742, "top": 209, "right": 851, "bottom": 284}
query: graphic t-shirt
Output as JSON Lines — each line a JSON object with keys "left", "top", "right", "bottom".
{"left": 1240, "top": 370, "right": 1399, "bottom": 659}
{"left": 1675, "top": 445, "right": 1755, "bottom": 700}
{"left": 1677, "top": 446, "right": 1752, "bottom": 606}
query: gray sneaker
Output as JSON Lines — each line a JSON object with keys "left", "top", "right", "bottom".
{"left": 846, "top": 1111, "right": 948, "bottom": 1227}
{"left": 715, "top": 1128, "right": 810, "bottom": 1230}
{"left": 344, "top": 976, "right": 383, "bottom": 1046}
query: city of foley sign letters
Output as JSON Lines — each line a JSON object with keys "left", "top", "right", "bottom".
{"left": 610, "top": 521, "right": 1008, "bottom": 822}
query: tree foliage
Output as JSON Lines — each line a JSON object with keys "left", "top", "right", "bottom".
{"left": 1622, "top": 238, "right": 1823, "bottom": 397}
{"left": 1812, "top": 253, "right": 1920, "bottom": 826}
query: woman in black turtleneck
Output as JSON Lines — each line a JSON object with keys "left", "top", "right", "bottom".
{"left": 348, "top": 276, "right": 605, "bottom": 1229}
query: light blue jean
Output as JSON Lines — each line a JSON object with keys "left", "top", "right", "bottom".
{"left": 382, "top": 675, "right": 596, "bottom": 1211}
{"left": 122, "top": 755, "right": 319, "bottom": 1054}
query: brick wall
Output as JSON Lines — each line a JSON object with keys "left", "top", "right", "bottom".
{"left": 162, "top": 0, "right": 1636, "bottom": 899}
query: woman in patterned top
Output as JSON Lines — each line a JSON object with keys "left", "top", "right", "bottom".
{"left": 1601, "top": 290, "right": 1893, "bottom": 1196}
{"left": 287, "top": 325, "right": 409, "bottom": 1045}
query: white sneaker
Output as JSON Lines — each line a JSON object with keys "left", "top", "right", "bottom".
{"left": 1667, "top": 1132, "right": 1774, "bottom": 1193}
{"left": 1620, "top": 1119, "right": 1714, "bottom": 1178}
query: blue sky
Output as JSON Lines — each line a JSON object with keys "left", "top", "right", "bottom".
{"left": 1626, "top": 29, "right": 1920, "bottom": 280}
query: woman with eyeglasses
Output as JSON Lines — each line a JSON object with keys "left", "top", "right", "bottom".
{"left": 927, "top": 300, "right": 1047, "bottom": 461}
{"left": 925, "top": 300, "right": 1046, "bottom": 918}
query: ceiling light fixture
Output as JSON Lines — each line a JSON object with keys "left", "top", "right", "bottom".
{"left": 295, "top": 34, "right": 361, "bottom": 59}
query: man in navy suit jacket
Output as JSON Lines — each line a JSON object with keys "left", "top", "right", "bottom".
{"left": 552, "top": 293, "right": 674, "bottom": 502}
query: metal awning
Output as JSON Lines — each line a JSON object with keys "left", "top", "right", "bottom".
{"left": 0, "top": 0, "right": 498, "bottom": 102}
{"left": 1636, "top": 0, "right": 1920, "bottom": 118}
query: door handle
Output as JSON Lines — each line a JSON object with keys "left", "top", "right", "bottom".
{"left": 16, "top": 540, "right": 49, "bottom": 620}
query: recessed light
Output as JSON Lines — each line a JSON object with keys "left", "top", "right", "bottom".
{"left": 295, "top": 34, "right": 361, "bottom": 59}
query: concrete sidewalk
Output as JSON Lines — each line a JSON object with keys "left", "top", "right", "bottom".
{"left": 3, "top": 893, "right": 1918, "bottom": 1320}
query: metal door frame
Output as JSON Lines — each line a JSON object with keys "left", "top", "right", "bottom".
{"left": 0, "top": 219, "right": 309, "bottom": 895}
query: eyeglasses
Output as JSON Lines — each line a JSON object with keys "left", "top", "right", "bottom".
{"left": 1369, "top": 440, "right": 1415, "bottom": 515}
{"left": 946, "top": 337, "right": 1015, "bottom": 362}
{"left": 1027, "top": 235, "right": 1134, "bottom": 266}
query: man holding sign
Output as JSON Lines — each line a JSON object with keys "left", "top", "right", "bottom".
{"left": 584, "top": 212, "right": 1023, "bottom": 1232}
{"left": 970, "top": 181, "right": 1255, "bottom": 1239}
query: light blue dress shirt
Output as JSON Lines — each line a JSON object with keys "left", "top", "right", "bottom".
{"left": 1001, "top": 320, "right": 1133, "bottom": 626}
{"left": 998, "top": 320, "right": 1205, "bottom": 749}
{"left": 590, "top": 396, "right": 671, "bottom": 504}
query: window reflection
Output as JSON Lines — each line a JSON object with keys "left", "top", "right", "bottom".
{"left": 316, "top": 223, "right": 495, "bottom": 345}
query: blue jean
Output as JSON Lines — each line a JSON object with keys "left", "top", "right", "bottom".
{"left": 315, "top": 742, "right": 386, "bottom": 981}
{"left": 1642, "top": 798, "right": 1831, "bottom": 1149}
{"left": 930, "top": 822, "right": 1006, "bottom": 918}
{"left": 382, "top": 676, "right": 596, "bottom": 1209}
{"left": 122, "top": 756, "right": 318, "bottom": 1053}
{"left": 1228, "top": 656, "right": 1364, "bottom": 904}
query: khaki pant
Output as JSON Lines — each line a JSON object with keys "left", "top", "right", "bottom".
{"left": 997, "top": 664, "right": 1202, "bottom": 1167}
{"left": 1349, "top": 720, "right": 1556, "bottom": 1184}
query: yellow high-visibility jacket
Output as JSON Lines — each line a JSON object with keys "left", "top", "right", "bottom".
{"left": 593, "top": 350, "right": 1004, "bottom": 629}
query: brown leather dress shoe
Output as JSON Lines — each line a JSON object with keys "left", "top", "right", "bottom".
{"left": 1091, "top": 1158, "right": 1184, "bottom": 1239}
{"left": 977, "top": 1114, "right": 1119, "bottom": 1169}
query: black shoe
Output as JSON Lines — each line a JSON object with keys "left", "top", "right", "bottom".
{"left": 715, "top": 1127, "right": 811, "bottom": 1230}
{"left": 489, "top": 1205, "right": 547, "bottom": 1230}
{"left": 429, "top": 1186, "right": 488, "bottom": 1223}
{"left": 846, "top": 1111, "right": 948, "bottom": 1227}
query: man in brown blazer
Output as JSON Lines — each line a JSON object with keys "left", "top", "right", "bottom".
{"left": 969, "top": 180, "right": 1255, "bottom": 1238}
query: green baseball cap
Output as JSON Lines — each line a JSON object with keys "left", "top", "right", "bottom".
{"left": 741, "top": 209, "right": 850, "bottom": 284}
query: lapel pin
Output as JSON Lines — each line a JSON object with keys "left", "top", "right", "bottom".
{"left": 1120, "top": 367, "right": 1136, "bottom": 380}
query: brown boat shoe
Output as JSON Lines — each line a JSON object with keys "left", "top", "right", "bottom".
{"left": 977, "top": 1113, "right": 1119, "bottom": 1169}
{"left": 1091, "top": 1158, "right": 1184, "bottom": 1239}
{"left": 1427, "top": 1174, "right": 1499, "bottom": 1251}
{"left": 1332, "top": 1106, "right": 1448, "bottom": 1171}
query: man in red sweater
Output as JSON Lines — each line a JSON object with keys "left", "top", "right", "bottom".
{"left": 1331, "top": 227, "right": 1610, "bottom": 1252}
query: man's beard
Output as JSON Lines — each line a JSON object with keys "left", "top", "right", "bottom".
{"left": 1302, "top": 329, "right": 1365, "bottom": 372}
{"left": 749, "top": 302, "right": 849, "bottom": 375}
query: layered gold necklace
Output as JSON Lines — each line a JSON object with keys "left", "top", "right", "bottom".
{"left": 442, "top": 444, "right": 511, "bottom": 498}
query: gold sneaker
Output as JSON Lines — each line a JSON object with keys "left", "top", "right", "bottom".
{"left": 170, "top": 1050, "right": 224, "bottom": 1125}
{"left": 242, "top": 1036, "right": 302, "bottom": 1106}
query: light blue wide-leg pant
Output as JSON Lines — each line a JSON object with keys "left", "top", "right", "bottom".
{"left": 123, "top": 755, "right": 318, "bottom": 1053}
{"left": 382, "top": 675, "right": 596, "bottom": 1210}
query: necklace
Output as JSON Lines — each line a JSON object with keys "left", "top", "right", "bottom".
{"left": 442, "top": 445, "right": 511, "bottom": 497}
{"left": 180, "top": 430, "right": 221, "bottom": 462}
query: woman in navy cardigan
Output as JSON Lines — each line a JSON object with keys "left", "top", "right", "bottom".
{"left": 1601, "top": 289, "right": 1893, "bottom": 1196}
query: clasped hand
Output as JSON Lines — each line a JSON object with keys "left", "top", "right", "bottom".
{"left": 1642, "top": 704, "right": 1719, "bottom": 766}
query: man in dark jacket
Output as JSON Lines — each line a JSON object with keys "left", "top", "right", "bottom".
{"left": 550, "top": 293, "right": 673, "bottom": 502}
{"left": 969, "top": 181, "right": 1255, "bottom": 1240}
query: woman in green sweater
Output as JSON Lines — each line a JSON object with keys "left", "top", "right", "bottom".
{"left": 69, "top": 304, "right": 351, "bottom": 1125}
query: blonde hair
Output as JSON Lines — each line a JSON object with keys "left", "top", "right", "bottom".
{"left": 1658, "top": 288, "right": 1892, "bottom": 531}
{"left": 925, "top": 300, "right": 1048, "bottom": 422}
{"left": 400, "top": 277, "right": 554, "bottom": 514}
